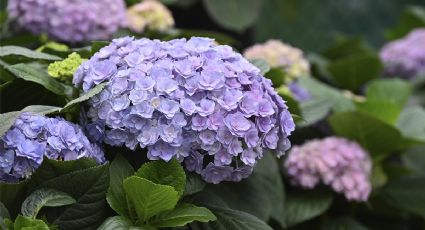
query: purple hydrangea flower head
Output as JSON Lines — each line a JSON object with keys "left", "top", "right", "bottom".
{"left": 284, "top": 137, "right": 372, "bottom": 202}
{"left": 7, "top": 0, "right": 127, "bottom": 43}
{"left": 74, "top": 36, "right": 295, "bottom": 183}
{"left": 380, "top": 28, "right": 425, "bottom": 79}
{"left": 0, "top": 113, "right": 105, "bottom": 182}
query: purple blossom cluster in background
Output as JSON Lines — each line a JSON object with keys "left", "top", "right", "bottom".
{"left": 288, "top": 82, "right": 311, "bottom": 102}
{"left": 7, "top": 0, "right": 127, "bottom": 43}
{"left": 380, "top": 28, "right": 425, "bottom": 79}
{"left": 284, "top": 137, "right": 372, "bottom": 201}
{"left": 0, "top": 113, "right": 105, "bottom": 182}
{"left": 73, "top": 36, "right": 295, "bottom": 184}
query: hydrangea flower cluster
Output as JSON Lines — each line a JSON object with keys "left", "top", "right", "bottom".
{"left": 380, "top": 28, "right": 425, "bottom": 79}
{"left": 48, "top": 53, "right": 86, "bottom": 82}
{"left": 127, "top": 0, "right": 174, "bottom": 34}
{"left": 284, "top": 137, "right": 372, "bottom": 201}
{"left": 73, "top": 36, "right": 295, "bottom": 184}
{"left": 0, "top": 113, "right": 105, "bottom": 182}
{"left": 244, "top": 40, "right": 311, "bottom": 102}
{"left": 7, "top": 0, "right": 127, "bottom": 43}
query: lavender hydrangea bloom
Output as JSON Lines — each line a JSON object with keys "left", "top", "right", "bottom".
{"left": 7, "top": 0, "right": 127, "bottom": 43}
{"left": 0, "top": 113, "right": 105, "bottom": 182}
{"left": 288, "top": 81, "right": 311, "bottom": 102}
{"left": 284, "top": 137, "right": 372, "bottom": 202}
{"left": 380, "top": 28, "right": 425, "bottom": 79}
{"left": 74, "top": 36, "right": 295, "bottom": 183}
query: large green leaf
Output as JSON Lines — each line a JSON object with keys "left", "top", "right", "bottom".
{"left": 298, "top": 77, "right": 355, "bottom": 112}
{"left": 328, "top": 111, "right": 402, "bottom": 156}
{"left": 13, "top": 215, "right": 50, "bottom": 230}
{"left": 0, "top": 201, "right": 10, "bottom": 223}
{"left": 21, "top": 188, "right": 76, "bottom": 219}
{"left": 150, "top": 203, "right": 216, "bottom": 228}
{"left": 355, "top": 100, "right": 401, "bottom": 125}
{"left": 387, "top": 5, "right": 425, "bottom": 39}
{"left": 135, "top": 159, "right": 186, "bottom": 197}
{"left": 365, "top": 79, "right": 411, "bottom": 107}
{"left": 284, "top": 190, "right": 333, "bottom": 228}
{"left": 204, "top": 175, "right": 272, "bottom": 221}
{"left": 381, "top": 175, "right": 425, "bottom": 217}
{"left": 21, "top": 105, "right": 62, "bottom": 115}
{"left": 202, "top": 0, "right": 262, "bottom": 31}
{"left": 0, "top": 46, "right": 61, "bottom": 61}
{"left": 190, "top": 206, "right": 273, "bottom": 230}
{"left": 123, "top": 176, "right": 179, "bottom": 223}
{"left": 183, "top": 173, "right": 206, "bottom": 197}
{"left": 0, "top": 180, "right": 28, "bottom": 217}
{"left": 40, "top": 164, "right": 110, "bottom": 230}
{"left": 254, "top": 154, "right": 285, "bottom": 225}
{"left": 321, "top": 217, "right": 369, "bottom": 230}
{"left": 396, "top": 106, "right": 425, "bottom": 143}
{"left": 98, "top": 216, "right": 145, "bottom": 230}
{"left": 4, "top": 63, "right": 73, "bottom": 97}
{"left": 107, "top": 155, "right": 135, "bottom": 219}
{"left": 401, "top": 145, "right": 425, "bottom": 175}
{"left": 327, "top": 52, "right": 382, "bottom": 91}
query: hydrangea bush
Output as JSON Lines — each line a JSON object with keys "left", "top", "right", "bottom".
{"left": 0, "top": 113, "right": 105, "bottom": 182}
{"left": 73, "top": 36, "right": 295, "bottom": 183}
{"left": 284, "top": 137, "right": 372, "bottom": 201}
{"left": 7, "top": 0, "right": 127, "bottom": 42}
{"left": 380, "top": 28, "right": 425, "bottom": 79}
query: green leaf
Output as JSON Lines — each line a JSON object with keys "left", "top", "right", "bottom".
{"left": 135, "top": 159, "right": 186, "bottom": 197}
{"left": 298, "top": 98, "right": 333, "bottom": 126}
{"left": 328, "top": 111, "right": 402, "bottom": 156}
{"left": 13, "top": 215, "right": 50, "bottom": 230}
{"left": 203, "top": 175, "right": 271, "bottom": 221}
{"left": 0, "top": 46, "right": 61, "bottom": 61}
{"left": 40, "top": 164, "right": 110, "bottom": 230}
{"left": 254, "top": 154, "right": 285, "bottom": 225}
{"left": 365, "top": 79, "right": 411, "bottom": 107}
{"left": 21, "top": 188, "right": 76, "bottom": 219}
{"left": 4, "top": 63, "right": 73, "bottom": 97}
{"left": 381, "top": 175, "right": 425, "bottom": 217}
{"left": 107, "top": 155, "right": 135, "bottom": 219}
{"left": 387, "top": 5, "right": 425, "bottom": 40}
{"left": 0, "top": 201, "right": 10, "bottom": 222}
{"left": 60, "top": 82, "right": 107, "bottom": 113}
{"left": 0, "top": 179, "right": 28, "bottom": 217}
{"left": 183, "top": 173, "right": 206, "bottom": 196}
{"left": 327, "top": 52, "right": 382, "bottom": 91}
{"left": 123, "top": 176, "right": 179, "bottom": 223}
{"left": 355, "top": 100, "right": 401, "bottom": 125}
{"left": 98, "top": 216, "right": 144, "bottom": 230}
{"left": 249, "top": 58, "right": 270, "bottom": 75}
{"left": 402, "top": 145, "right": 425, "bottom": 175}
{"left": 91, "top": 41, "right": 110, "bottom": 55}
{"left": 0, "top": 111, "right": 22, "bottom": 137}
{"left": 265, "top": 67, "right": 286, "bottom": 87}
{"left": 202, "top": 0, "right": 262, "bottom": 31}
{"left": 191, "top": 206, "right": 273, "bottom": 230}
{"left": 321, "top": 217, "right": 369, "bottom": 230}
{"left": 151, "top": 203, "right": 216, "bottom": 228}
{"left": 396, "top": 106, "right": 425, "bottom": 143}
{"left": 21, "top": 105, "right": 62, "bottom": 115}
{"left": 284, "top": 190, "right": 333, "bottom": 228}
{"left": 298, "top": 77, "right": 355, "bottom": 112}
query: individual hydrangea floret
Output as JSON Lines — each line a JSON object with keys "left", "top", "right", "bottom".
{"left": 244, "top": 39, "right": 311, "bottom": 102}
{"left": 0, "top": 113, "right": 105, "bottom": 182}
{"left": 48, "top": 53, "right": 86, "bottom": 82}
{"left": 380, "top": 28, "right": 425, "bottom": 79}
{"left": 74, "top": 36, "right": 295, "bottom": 184}
{"left": 284, "top": 137, "right": 372, "bottom": 202}
{"left": 127, "top": 0, "right": 174, "bottom": 33}
{"left": 7, "top": 0, "right": 127, "bottom": 43}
